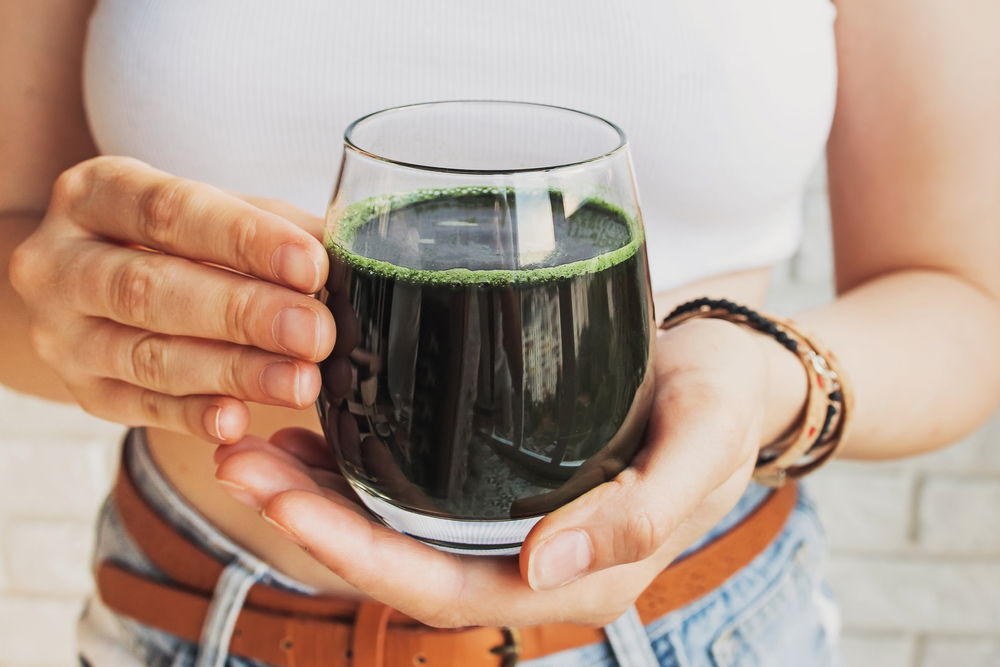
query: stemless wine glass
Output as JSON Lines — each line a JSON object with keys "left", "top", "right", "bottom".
{"left": 318, "top": 101, "right": 655, "bottom": 555}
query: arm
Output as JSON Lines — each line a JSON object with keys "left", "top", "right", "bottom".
{"left": 726, "top": 0, "right": 1000, "bottom": 460}
{"left": 0, "top": 0, "right": 96, "bottom": 400}
{"left": 794, "top": 0, "right": 1000, "bottom": 459}
{"left": 748, "top": 0, "right": 1000, "bottom": 461}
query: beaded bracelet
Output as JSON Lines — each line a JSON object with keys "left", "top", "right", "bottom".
{"left": 659, "top": 298, "right": 853, "bottom": 487}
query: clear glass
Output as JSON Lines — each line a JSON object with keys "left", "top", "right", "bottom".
{"left": 318, "top": 101, "right": 655, "bottom": 554}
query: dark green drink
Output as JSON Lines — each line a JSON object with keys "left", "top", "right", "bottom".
{"left": 318, "top": 187, "right": 655, "bottom": 552}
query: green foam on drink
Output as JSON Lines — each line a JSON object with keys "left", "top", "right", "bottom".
{"left": 325, "top": 186, "right": 644, "bottom": 287}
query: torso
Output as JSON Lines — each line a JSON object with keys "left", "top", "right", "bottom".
{"left": 84, "top": 0, "right": 836, "bottom": 293}
{"left": 84, "top": 0, "right": 835, "bottom": 595}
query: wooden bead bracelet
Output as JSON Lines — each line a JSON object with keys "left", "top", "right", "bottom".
{"left": 659, "top": 298, "right": 853, "bottom": 487}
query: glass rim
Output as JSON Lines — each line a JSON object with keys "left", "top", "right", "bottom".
{"left": 342, "top": 99, "right": 628, "bottom": 175}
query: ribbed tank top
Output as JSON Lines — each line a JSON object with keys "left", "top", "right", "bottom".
{"left": 83, "top": 0, "right": 837, "bottom": 292}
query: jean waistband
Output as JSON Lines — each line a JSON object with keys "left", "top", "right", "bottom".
{"left": 122, "top": 427, "right": 316, "bottom": 594}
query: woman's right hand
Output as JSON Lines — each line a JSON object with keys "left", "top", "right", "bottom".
{"left": 8, "top": 156, "right": 336, "bottom": 442}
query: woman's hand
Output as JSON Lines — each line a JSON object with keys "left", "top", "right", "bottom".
{"left": 215, "top": 318, "right": 788, "bottom": 627}
{"left": 8, "top": 156, "right": 335, "bottom": 442}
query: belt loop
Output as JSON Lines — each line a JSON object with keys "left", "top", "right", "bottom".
{"left": 194, "top": 557, "right": 268, "bottom": 667}
{"left": 603, "top": 605, "right": 660, "bottom": 667}
{"left": 351, "top": 600, "right": 393, "bottom": 667}
{"left": 490, "top": 627, "right": 521, "bottom": 667}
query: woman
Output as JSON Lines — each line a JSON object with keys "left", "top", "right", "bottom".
{"left": 3, "top": 0, "right": 999, "bottom": 665}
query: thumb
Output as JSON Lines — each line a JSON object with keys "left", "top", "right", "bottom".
{"left": 519, "top": 468, "right": 682, "bottom": 592}
{"left": 520, "top": 387, "right": 753, "bottom": 591}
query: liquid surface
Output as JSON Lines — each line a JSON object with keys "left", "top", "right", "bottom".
{"left": 319, "top": 189, "right": 654, "bottom": 520}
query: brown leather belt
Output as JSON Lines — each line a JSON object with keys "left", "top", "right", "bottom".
{"left": 96, "top": 459, "right": 797, "bottom": 667}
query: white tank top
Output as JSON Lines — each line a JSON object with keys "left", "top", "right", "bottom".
{"left": 83, "top": 0, "right": 837, "bottom": 292}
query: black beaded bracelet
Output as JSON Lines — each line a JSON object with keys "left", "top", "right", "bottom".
{"left": 662, "top": 297, "right": 800, "bottom": 354}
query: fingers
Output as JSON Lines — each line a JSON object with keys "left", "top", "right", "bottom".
{"left": 213, "top": 432, "right": 659, "bottom": 628}
{"left": 235, "top": 194, "right": 325, "bottom": 241}
{"left": 267, "top": 427, "right": 337, "bottom": 469}
{"left": 67, "top": 241, "right": 335, "bottom": 361}
{"left": 75, "top": 318, "right": 320, "bottom": 408}
{"left": 262, "top": 490, "right": 479, "bottom": 623}
{"left": 16, "top": 158, "right": 336, "bottom": 440}
{"left": 214, "top": 431, "right": 335, "bottom": 475}
{"left": 358, "top": 436, "right": 440, "bottom": 511}
{"left": 217, "top": 446, "right": 325, "bottom": 501}
{"left": 76, "top": 377, "right": 249, "bottom": 442}
{"left": 215, "top": 441, "right": 363, "bottom": 516}
{"left": 521, "top": 379, "right": 758, "bottom": 591}
{"left": 259, "top": 487, "right": 650, "bottom": 628}
{"left": 320, "top": 356, "right": 353, "bottom": 403}
{"left": 214, "top": 434, "right": 485, "bottom": 621}
{"left": 53, "top": 157, "right": 327, "bottom": 293}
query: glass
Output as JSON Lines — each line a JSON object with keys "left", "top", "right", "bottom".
{"left": 318, "top": 101, "right": 655, "bottom": 555}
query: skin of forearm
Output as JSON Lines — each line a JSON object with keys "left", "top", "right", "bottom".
{"left": 0, "top": 212, "right": 74, "bottom": 402}
{"left": 760, "top": 268, "right": 1000, "bottom": 461}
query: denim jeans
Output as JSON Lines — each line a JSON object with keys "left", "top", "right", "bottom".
{"left": 77, "top": 429, "right": 842, "bottom": 666}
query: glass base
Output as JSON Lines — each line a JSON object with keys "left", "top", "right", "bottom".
{"left": 349, "top": 481, "right": 544, "bottom": 556}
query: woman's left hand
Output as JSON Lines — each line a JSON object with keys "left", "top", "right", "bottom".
{"left": 215, "top": 318, "right": 777, "bottom": 628}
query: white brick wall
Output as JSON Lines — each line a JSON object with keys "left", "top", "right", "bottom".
{"left": 6, "top": 520, "right": 95, "bottom": 598}
{"left": 921, "top": 637, "right": 1000, "bottom": 667}
{"left": 0, "top": 165, "right": 997, "bottom": 665}
{"left": 840, "top": 632, "right": 916, "bottom": 667}
{"left": 919, "top": 478, "right": 1000, "bottom": 553}
{"left": 0, "top": 391, "right": 122, "bottom": 667}
{"left": 0, "top": 597, "right": 88, "bottom": 666}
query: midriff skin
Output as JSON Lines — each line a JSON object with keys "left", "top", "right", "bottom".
{"left": 148, "top": 267, "right": 772, "bottom": 597}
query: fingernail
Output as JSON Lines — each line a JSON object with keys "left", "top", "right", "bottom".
{"left": 203, "top": 406, "right": 224, "bottom": 440}
{"left": 272, "top": 243, "right": 318, "bottom": 292}
{"left": 529, "top": 530, "right": 593, "bottom": 591}
{"left": 259, "top": 361, "right": 304, "bottom": 405}
{"left": 273, "top": 307, "right": 320, "bottom": 359}
{"left": 217, "top": 479, "right": 260, "bottom": 510}
{"left": 204, "top": 405, "right": 241, "bottom": 441}
{"left": 261, "top": 511, "right": 306, "bottom": 549}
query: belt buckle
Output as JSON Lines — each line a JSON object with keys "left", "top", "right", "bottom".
{"left": 489, "top": 626, "right": 521, "bottom": 666}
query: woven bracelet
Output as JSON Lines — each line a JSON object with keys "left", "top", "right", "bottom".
{"left": 659, "top": 298, "right": 853, "bottom": 487}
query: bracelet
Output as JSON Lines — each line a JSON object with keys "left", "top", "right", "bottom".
{"left": 658, "top": 298, "right": 853, "bottom": 487}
